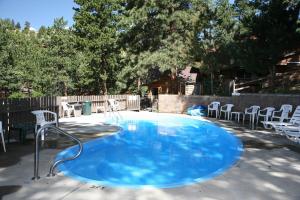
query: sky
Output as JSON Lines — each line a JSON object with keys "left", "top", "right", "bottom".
{"left": 0, "top": 0, "right": 236, "bottom": 30}
{"left": 0, "top": 0, "right": 76, "bottom": 29}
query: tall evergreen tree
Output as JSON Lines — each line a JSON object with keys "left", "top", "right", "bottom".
{"left": 73, "top": 0, "right": 122, "bottom": 94}
{"left": 118, "top": 0, "right": 205, "bottom": 92}
{"left": 234, "top": 0, "right": 300, "bottom": 88}
{"left": 193, "top": 0, "right": 237, "bottom": 94}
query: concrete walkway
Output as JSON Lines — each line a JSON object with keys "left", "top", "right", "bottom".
{"left": 0, "top": 112, "right": 300, "bottom": 200}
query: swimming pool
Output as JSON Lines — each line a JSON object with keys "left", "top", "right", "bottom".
{"left": 56, "top": 114, "right": 243, "bottom": 188}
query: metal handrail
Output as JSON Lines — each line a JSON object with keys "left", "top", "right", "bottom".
{"left": 32, "top": 124, "right": 83, "bottom": 180}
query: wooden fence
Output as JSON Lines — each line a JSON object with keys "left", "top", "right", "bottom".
{"left": 0, "top": 96, "right": 58, "bottom": 134}
{"left": 58, "top": 95, "right": 140, "bottom": 116}
{"left": 0, "top": 95, "right": 140, "bottom": 135}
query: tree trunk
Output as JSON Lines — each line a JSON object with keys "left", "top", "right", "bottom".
{"left": 63, "top": 82, "right": 67, "bottom": 96}
{"left": 210, "top": 72, "right": 214, "bottom": 95}
{"left": 103, "top": 80, "right": 107, "bottom": 95}
{"left": 103, "top": 80, "right": 108, "bottom": 116}
{"left": 137, "top": 77, "right": 141, "bottom": 93}
{"left": 269, "top": 65, "right": 275, "bottom": 90}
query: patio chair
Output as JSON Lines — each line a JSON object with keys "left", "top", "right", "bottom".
{"left": 219, "top": 104, "right": 234, "bottom": 120}
{"left": 31, "top": 110, "right": 58, "bottom": 140}
{"left": 0, "top": 121, "right": 6, "bottom": 152}
{"left": 108, "top": 99, "right": 120, "bottom": 112}
{"left": 262, "top": 105, "right": 300, "bottom": 134}
{"left": 281, "top": 125, "right": 300, "bottom": 143}
{"left": 61, "top": 102, "right": 75, "bottom": 118}
{"left": 256, "top": 107, "right": 275, "bottom": 125}
{"left": 243, "top": 105, "right": 260, "bottom": 125}
{"left": 271, "top": 104, "right": 293, "bottom": 122}
{"left": 208, "top": 101, "right": 220, "bottom": 118}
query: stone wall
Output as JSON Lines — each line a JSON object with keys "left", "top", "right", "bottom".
{"left": 158, "top": 93, "right": 300, "bottom": 113}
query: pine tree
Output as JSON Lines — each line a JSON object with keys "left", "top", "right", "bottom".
{"left": 73, "top": 0, "right": 122, "bottom": 94}
{"left": 193, "top": 0, "right": 237, "bottom": 94}
{"left": 118, "top": 0, "right": 205, "bottom": 92}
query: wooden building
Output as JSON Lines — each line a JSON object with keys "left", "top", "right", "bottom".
{"left": 147, "top": 67, "right": 201, "bottom": 95}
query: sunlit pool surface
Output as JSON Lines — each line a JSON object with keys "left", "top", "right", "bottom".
{"left": 56, "top": 114, "right": 243, "bottom": 188}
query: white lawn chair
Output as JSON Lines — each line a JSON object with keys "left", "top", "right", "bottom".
{"left": 256, "top": 107, "right": 275, "bottom": 125}
{"left": 0, "top": 121, "right": 6, "bottom": 152}
{"left": 219, "top": 104, "right": 234, "bottom": 120}
{"left": 271, "top": 104, "right": 293, "bottom": 122}
{"left": 281, "top": 126, "right": 300, "bottom": 143}
{"left": 31, "top": 110, "right": 58, "bottom": 140}
{"left": 243, "top": 105, "right": 260, "bottom": 125}
{"left": 262, "top": 106, "right": 300, "bottom": 134}
{"left": 61, "top": 102, "right": 75, "bottom": 117}
{"left": 208, "top": 101, "right": 220, "bottom": 118}
{"left": 108, "top": 99, "right": 120, "bottom": 111}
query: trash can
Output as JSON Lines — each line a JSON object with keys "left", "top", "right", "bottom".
{"left": 82, "top": 101, "right": 92, "bottom": 115}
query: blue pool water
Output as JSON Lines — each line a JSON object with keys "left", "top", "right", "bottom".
{"left": 56, "top": 115, "right": 243, "bottom": 188}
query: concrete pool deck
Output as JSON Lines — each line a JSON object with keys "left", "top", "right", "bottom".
{"left": 0, "top": 111, "right": 300, "bottom": 200}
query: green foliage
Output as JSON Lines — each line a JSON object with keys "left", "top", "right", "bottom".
{"left": 118, "top": 0, "right": 204, "bottom": 91}
{"left": 234, "top": 0, "right": 300, "bottom": 74}
{"left": 0, "top": 0, "right": 299, "bottom": 96}
{"left": 0, "top": 17, "right": 89, "bottom": 97}
{"left": 73, "top": 0, "right": 122, "bottom": 94}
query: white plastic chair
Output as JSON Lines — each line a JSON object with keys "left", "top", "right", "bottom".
{"left": 282, "top": 126, "right": 300, "bottom": 143}
{"left": 256, "top": 107, "right": 275, "bottom": 125}
{"left": 262, "top": 105, "right": 300, "bottom": 134}
{"left": 0, "top": 121, "right": 6, "bottom": 152}
{"left": 108, "top": 99, "right": 120, "bottom": 111}
{"left": 243, "top": 105, "right": 260, "bottom": 125}
{"left": 271, "top": 104, "right": 293, "bottom": 122}
{"left": 219, "top": 104, "right": 234, "bottom": 120}
{"left": 208, "top": 101, "right": 220, "bottom": 118}
{"left": 61, "top": 102, "right": 75, "bottom": 118}
{"left": 31, "top": 110, "right": 58, "bottom": 140}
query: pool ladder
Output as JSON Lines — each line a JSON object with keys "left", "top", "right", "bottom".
{"left": 32, "top": 124, "right": 83, "bottom": 180}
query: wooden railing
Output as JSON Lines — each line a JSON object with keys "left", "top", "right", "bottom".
{"left": 232, "top": 78, "right": 267, "bottom": 95}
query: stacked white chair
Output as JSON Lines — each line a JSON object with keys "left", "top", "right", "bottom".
{"left": 0, "top": 121, "right": 6, "bottom": 152}
{"left": 219, "top": 104, "right": 234, "bottom": 120}
{"left": 31, "top": 110, "right": 58, "bottom": 140}
{"left": 208, "top": 102, "right": 220, "bottom": 118}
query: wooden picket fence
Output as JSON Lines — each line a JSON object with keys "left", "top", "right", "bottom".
{"left": 0, "top": 95, "right": 140, "bottom": 135}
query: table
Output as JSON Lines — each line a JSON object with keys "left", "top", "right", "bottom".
{"left": 10, "top": 122, "right": 35, "bottom": 144}
{"left": 231, "top": 112, "right": 244, "bottom": 123}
